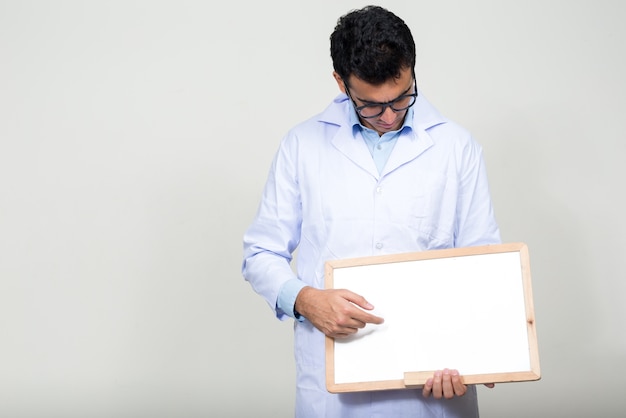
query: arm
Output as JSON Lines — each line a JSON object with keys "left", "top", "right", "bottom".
{"left": 454, "top": 139, "right": 501, "bottom": 247}
{"left": 244, "top": 133, "right": 384, "bottom": 334}
{"left": 242, "top": 139, "right": 303, "bottom": 319}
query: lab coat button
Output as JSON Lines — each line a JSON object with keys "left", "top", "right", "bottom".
{"left": 375, "top": 242, "right": 383, "bottom": 249}
{"left": 376, "top": 186, "right": 382, "bottom": 194}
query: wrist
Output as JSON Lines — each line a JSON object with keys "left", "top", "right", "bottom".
{"left": 277, "top": 280, "right": 308, "bottom": 320}
{"left": 294, "top": 286, "right": 314, "bottom": 319}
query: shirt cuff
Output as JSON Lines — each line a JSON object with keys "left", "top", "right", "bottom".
{"left": 277, "top": 279, "right": 307, "bottom": 321}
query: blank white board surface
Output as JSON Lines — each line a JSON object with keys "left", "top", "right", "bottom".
{"left": 324, "top": 243, "right": 540, "bottom": 393}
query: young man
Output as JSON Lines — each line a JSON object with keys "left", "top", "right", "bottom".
{"left": 243, "top": 5, "right": 500, "bottom": 417}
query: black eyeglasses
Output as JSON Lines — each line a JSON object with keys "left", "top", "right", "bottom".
{"left": 343, "top": 78, "right": 418, "bottom": 119}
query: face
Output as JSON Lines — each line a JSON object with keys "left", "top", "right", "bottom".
{"left": 334, "top": 68, "right": 415, "bottom": 135}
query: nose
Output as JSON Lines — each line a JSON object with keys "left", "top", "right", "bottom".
{"left": 379, "top": 105, "right": 397, "bottom": 124}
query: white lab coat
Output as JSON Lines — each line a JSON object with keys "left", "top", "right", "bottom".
{"left": 243, "top": 92, "right": 500, "bottom": 417}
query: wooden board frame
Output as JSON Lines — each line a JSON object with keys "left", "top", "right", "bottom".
{"left": 324, "top": 243, "right": 540, "bottom": 393}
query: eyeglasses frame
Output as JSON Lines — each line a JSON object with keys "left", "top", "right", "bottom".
{"left": 342, "top": 77, "right": 418, "bottom": 119}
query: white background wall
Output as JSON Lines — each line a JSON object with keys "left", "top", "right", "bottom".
{"left": 1, "top": 1, "right": 624, "bottom": 417}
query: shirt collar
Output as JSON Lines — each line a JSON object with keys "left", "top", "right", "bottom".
{"left": 349, "top": 103, "right": 415, "bottom": 137}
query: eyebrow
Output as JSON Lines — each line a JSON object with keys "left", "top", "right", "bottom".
{"left": 355, "top": 81, "right": 414, "bottom": 105}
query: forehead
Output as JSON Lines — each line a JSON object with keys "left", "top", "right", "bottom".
{"left": 347, "top": 68, "right": 413, "bottom": 102}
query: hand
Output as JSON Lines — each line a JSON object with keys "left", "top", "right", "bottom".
{"left": 422, "top": 369, "right": 466, "bottom": 399}
{"left": 421, "top": 369, "right": 495, "bottom": 399}
{"left": 294, "top": 286, "right": 384, "bottom": 338}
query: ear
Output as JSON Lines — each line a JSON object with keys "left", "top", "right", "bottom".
{"left": 332, "top": 71, "right": 346, "bottom": 93}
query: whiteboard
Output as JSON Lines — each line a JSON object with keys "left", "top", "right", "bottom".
{"left": 324, "top": 243, "right": 540, "bottom": 393}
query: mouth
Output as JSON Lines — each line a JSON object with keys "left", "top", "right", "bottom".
{"left": 376, "top": 121, "right": 397, "bottom": 130}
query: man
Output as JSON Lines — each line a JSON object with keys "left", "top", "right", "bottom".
{"left": 242, "top": 5, "right": 500, "bottom": 417}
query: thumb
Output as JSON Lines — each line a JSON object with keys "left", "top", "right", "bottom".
{"left": 342, "top": 290, "right": 374, "bottom": 310}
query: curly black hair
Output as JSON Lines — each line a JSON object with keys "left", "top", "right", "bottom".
{"left": 330, "top": 5, "right": 416, "bottom": 86}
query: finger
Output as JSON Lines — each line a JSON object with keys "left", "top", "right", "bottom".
{"left": 335, "top": 315, "right": 366, "bottom": 330}
{"left": 441, "top": 369, "right": 455, "bottom": 399}
{"left": 422, "top": 378, "right": 433, "bottom": 398}
{"left": 352, "top": 309, "right": 384, "bottom": 325}
{"left": 432, "top": 370, "right": 443, "bottom": 399}
{"left": 450, "top": 370, "right": 467, "bottom": 397}
{"left": 328, "top": 321, "right": 362, "bottom": 337}
{"left": 340, "top": 290, "right": 374, "bottom": 310}
{"left": 341, "top": 291, "right": 385, "bottom": 323}
{"left": 484, "top": 383, "right": 495, "bottom": 389}
{"left": 338, "top": 291, "right": 385, "bottom": 325}
{"left": 321, "top": 316, "right": 360, "bottom": 338}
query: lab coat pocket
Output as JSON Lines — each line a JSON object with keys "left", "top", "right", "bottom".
{"left": 403, "top": 175, "right": 455, "bottom": 250}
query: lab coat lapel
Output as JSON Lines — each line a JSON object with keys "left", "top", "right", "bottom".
{"left": 381, "top": 128, "right": 434, "bottom": 177}
{"left": 330, "top": 123, "right": 379, "bottom": 179}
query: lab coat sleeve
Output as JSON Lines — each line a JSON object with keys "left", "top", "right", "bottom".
{"left": 242, "top": 135, "right": 303, "bottom": 320}
{"left": 454, "top": 139, "right": 501, "bottom": 247}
